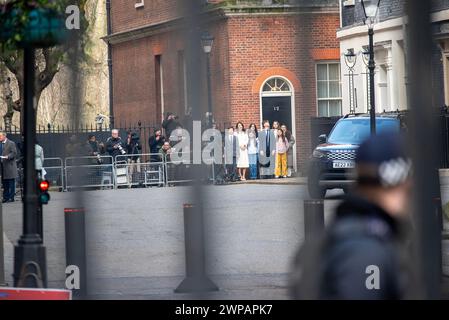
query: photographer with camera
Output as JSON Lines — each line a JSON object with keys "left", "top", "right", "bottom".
{"left": 106, "top": 129, "right": 126, "bottom": 162}
{"left": 162, "top": 112, "right": 180, "bottom": 140}
{"left": 125, "top": 130, "right": 142, "bottom": 175}
{"left": 149, "top": 128, "right": 166, "bottom": 162}
{"left": 86, "top": 134, "right": 105, "bottom": 164}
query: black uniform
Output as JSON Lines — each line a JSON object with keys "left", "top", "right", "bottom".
{"left": 291, "top": 194, "right": 412, "bottom": 300}
{"left": 125, "top": 134, "right": 142, "bottom": 161}
{"left": 106, "top": 136, "right": 125, "bottom": 160}
{"left": 86, "top": 140, "right": 100, "bottom": 156}
{"left": 85, "top": 140, "right": 103, "bottom": 165}
{"left": 148, "top": 135, "right": 165, "bottom": 162}
{"left": 162, "top": 118, "right": 180, "bottom": 140}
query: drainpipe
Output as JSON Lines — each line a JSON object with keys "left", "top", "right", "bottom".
{"left": 106, "top": 0, "right": 114, "bottom": 129}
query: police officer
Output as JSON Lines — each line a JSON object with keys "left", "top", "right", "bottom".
{"left": 291, "top": 132, "right": 416, "bottom": 300}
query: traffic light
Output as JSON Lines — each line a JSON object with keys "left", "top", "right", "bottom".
{"left": 38, "top": 180, "right": 50, "bottom": 205}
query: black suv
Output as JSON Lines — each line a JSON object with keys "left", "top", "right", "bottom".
{"left": 307, "top": 113, "right": 406, "bottom": 198}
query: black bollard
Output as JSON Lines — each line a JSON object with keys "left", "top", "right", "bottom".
{"left": 303, "top": 199, "right": 325, "bottom": 241}
{"left": 64, "top": 208, "right": 87, "bottom": 299}
{"left": 174, "top": 203, "right": 218, "bottom": 293}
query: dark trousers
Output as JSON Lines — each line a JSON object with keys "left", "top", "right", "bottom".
{"left": 2, "top": 178, "right": 15, "bottom": 201}
{"left": 225, "top": 157, "right": 237, "bottom": 180}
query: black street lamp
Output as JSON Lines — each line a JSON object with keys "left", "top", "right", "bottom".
{"left": 0, "top": 5, "right": 66, "bottom": 288}
{"left": 360, "top": 45, "right": 371, "bottom": 111}
{"left": 201, "top": 31, "right": 214, "bottom": 128}
{"left": 201, "top": 31, "right": 215, "bottom": 183}
{"left": 344, "top": 49, "right": 357, "bottom": 114}
{"left": 361, "top": 0, "right": 381, "bottom": 136}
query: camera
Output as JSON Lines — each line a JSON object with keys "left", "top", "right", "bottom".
{"left": 95, "top": 153, "right": 103, "bottom": 164}
{"left": 117, "top": 144, "right": 126, "bottom": 155}
{"left": 131, "top": 132, "right": 139, "bottom": 142}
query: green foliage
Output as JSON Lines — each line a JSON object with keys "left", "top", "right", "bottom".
{"left": 0, "top": 0, "right": 88, "bottom": 50}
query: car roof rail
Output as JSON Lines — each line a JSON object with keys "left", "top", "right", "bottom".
{"left": 343, "top": 113, "right": 367, "bottom": 118}
{"left": 342, "top": 110, "right": 408, "bottom": 119}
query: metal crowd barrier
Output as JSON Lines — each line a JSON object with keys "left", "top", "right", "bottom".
{"left": 40, "top": 151, "right": 206, "bottom": 191}
{"left": 43, "top": 157, "right": 64, "bottom": 191}
{"left": 164, "top": 151, "right": 194, "bottom": 186}
{"left": 64, "top": 156, "right": 114, "bottom": 190}
{"left": 114, "top": 153, "right": 165, "bottom": 187}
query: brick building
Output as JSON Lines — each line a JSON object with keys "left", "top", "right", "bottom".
{"left": 104, "top": 0, "right": 341, "bottom": 172}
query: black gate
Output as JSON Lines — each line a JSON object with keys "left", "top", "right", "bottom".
{"left": 309, "top": 116, "right": 341, "bottom": 151}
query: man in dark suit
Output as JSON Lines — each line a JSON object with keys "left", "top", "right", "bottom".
{"left": 259, "top": 120, "right": 276, "bottom": 178}
{"left": 224, "top": 127, "right": 238, "bottom": 181}
{"left": 0, "top": 131, "right": 18, "bottom": 203}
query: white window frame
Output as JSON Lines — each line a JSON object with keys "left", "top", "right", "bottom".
{"left": 181, "top": 52, "right": 188, "bottom": 115}
{"left": 135, "top": 0, "right": 144, "bottom": 9}
{"left": 316, "top": 61, "right": 343, "bottom": 117}
{"left": 160, "top": 57, "right": 164, "bottom": 121}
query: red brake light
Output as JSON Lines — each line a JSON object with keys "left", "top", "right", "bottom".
{"left": 39, "top": 180, "right": 50, "bottom": 191}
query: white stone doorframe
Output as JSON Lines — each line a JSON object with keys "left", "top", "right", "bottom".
{"left": 259, "top": 76, "right": 297, "bottom": 173}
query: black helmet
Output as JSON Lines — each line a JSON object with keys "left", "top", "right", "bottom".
{"left": 356, "top": 132, "right": 412, "bottom": 187}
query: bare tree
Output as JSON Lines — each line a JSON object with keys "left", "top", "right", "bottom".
{"left": 0, "top": 0, "right": 88, "bottom": 132}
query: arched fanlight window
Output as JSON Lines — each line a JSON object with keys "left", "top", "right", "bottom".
{"left": 262, "top": 77, "right": 291, "bottom": 93}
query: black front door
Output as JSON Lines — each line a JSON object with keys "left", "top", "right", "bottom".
{"left": 262, "top": 96, "right": 292, "bottom": 130}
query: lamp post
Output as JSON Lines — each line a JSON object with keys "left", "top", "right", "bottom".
{"left": 361, "top": 0, "right": 381, "bottom": 136}
{"left": 201, "top": 31, "right": 214, "bottom": 128}
{"left": 201, "top": 31, "right": 216, "bottom": 183}
{"left": 0, "top": 5, "right": 66, "bottom": 288}
{"left": 360, "top": 46, "right": 371, "bottom": 111}
{"left": 344, "top": 49, "right": 357, "bottom": 114}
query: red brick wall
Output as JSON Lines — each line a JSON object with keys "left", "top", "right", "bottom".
{"left": 225, "top": 13, "right": 340, "bottom": 171}
{"left": 110, "top": 8, "right": 340, "bottom": 173}
{"left": 207, "top": 20, "right": 232, "bottom": 131}
{"left": 112, "top": 31, "right": 186, "bottom": 127}
{"left": 111, "top": 0, "right": 180, "bottom": 34}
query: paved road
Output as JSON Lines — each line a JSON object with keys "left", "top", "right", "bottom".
{"left": 1, "top": 184, "right": 343, "bottom": 299}
{"left": 1, "top": 184, "right": 448, "bottom": 299}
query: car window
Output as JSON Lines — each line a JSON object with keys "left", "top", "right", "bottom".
{"left": 327, "top": 118, "right": 400, "bottom": 145}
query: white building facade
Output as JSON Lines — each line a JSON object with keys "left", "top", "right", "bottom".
{"left": 337, "top": 0, "right": 449, "bottom": 115}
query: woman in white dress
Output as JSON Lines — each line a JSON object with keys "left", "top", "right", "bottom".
{"left": 236, "top": 121, "right": 249, "bottom": 180}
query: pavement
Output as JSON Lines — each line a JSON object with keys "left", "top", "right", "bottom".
{"left": 1, "top": 183, "right": 448, "bottom": 299}
{"left": 0, "top": 184, "right": 339, "bottom": 299}
{"left": 232, "top": 176, "right": 307, "bottom": 185}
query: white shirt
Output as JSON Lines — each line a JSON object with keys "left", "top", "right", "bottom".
{"left": 248, "top": 137, "right": 258, "bottom": 154}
